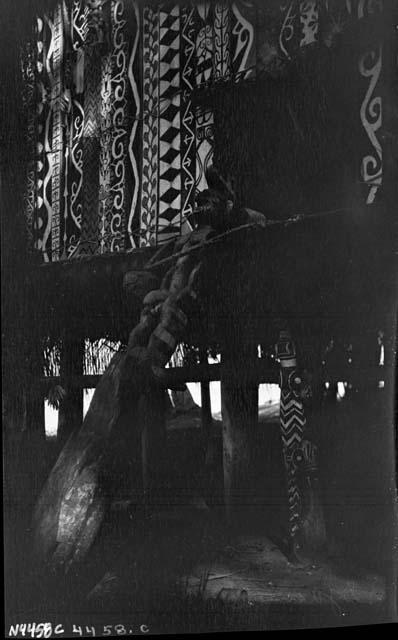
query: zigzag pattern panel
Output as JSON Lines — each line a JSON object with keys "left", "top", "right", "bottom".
{"left": 277, "top": 331, "right": 306, "bottom": 542}
{"left": 157, "top": 4, "right": 182, "bottom": 244}
{"left": 279, "top": 394, "right": 306, "bottom": 448}
{"left": 280, "top": 388, "right": 306, "bottom": 538}
{"left": 140, "top": 5, "right": 160, "bottom": 247}
{"left": 180, "top": 5, "right": 197, "bottom": 235}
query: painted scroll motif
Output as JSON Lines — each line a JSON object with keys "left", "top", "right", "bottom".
{"left": 126, "top": 2, "right": 141, "bottom": 250}
{"left": 279, "top": 1, "right": 299, "bottom": 59}
{"left": 109, "top": 0, "right": 128, "bottom": 252}
{"left": 230, "top": 1, "right": 256, "bottom": 79}
{"left": 278, "top": 0, "right": 319, "bottom": 58}
{"left": 359, "top": 44, "right": 382, "bottom": 205}
{"left": 67, "top": 0, "right": 86, "bottom": 259}
{"left": 357, "top": 0, "right": 384, "bottom": 206}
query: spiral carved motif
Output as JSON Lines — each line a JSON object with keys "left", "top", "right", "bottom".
{"left": 359, "top": 44, "right": 382, "bottom": 204}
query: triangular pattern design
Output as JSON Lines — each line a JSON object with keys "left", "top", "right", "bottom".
{"left": 157, "top": 4, "right": 182, "bottom": 243}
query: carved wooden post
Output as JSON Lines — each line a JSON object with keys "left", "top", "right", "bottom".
{"left": 276, "top": 329, "right": 326, "bottom": 560}
{"left": 276, "top": 330, "right": 307, "bottom": 560}
{"left": 221, "top": 346, "right": 258, "bottom": 522}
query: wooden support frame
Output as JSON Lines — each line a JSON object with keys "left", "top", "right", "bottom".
{"left": 221, "top": 346, "right": 259, "bottom": 522}
{"left": 57, "top": 337, "right": 84, "bottom": 446}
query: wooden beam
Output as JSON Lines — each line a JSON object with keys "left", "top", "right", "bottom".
{"left": 39, "top": 362, "right": 393, "bottom": 392}
{"left": 40, "top": 360, "right": 279, "bottom": 389}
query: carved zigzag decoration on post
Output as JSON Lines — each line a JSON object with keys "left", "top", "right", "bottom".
{"left": 277, "top": 331, "right": 306, "bottom": 552}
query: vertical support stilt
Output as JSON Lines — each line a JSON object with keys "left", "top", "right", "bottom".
{"left": 198, "top": 351, "right": 216, "bottom": 505}
{"left": 140, "top": 389, "right": 167, "bottom": 509}
{"left": 221, "top": 346, "right": 258, "bottom": 523}
{"left": 201, "top": 380, "right": 212, "bottom": 440}
{"left": 26, "top": 388, "right": 48, "bottom": 501}
{"left": 23, "top": 388, "right": 46, "bottom": 444}
{"left": 200, "top": 350, "right": 213, "bottom": 446}
{"left": 377, "top": 326, "right": 397, "bottom": 621}
{"left": 57, "top": 337, "right": 84, "bottom": 446}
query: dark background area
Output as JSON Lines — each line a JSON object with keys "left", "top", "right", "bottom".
{"left": 2, "top": 0, "right": 398, "bottom": 632}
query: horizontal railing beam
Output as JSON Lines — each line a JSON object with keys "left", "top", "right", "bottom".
{"left": 39, "top": 362, "right": 391, "bottom": 390}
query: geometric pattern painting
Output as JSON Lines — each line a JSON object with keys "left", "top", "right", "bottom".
{"left": 21, "top": 0, "right": 385, "bottom": 261}
{"left": 138, "top": 1, "right": 258, "bottom": 246}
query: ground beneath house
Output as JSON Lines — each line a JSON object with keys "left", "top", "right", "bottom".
{"left": 52, "top": 500, "right": 387, "bottom": 633}
{"left": 6, "top": 394, "right": 393, "bottom": 633}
